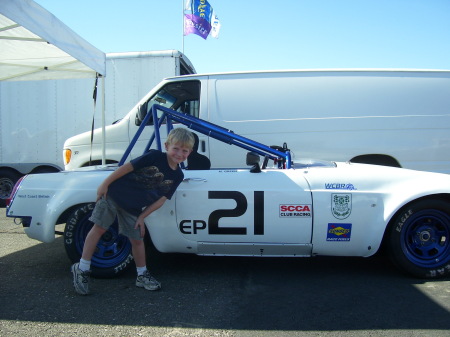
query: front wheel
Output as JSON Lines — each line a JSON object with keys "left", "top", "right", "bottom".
{"left": 64, "top": 203, "right": 133, "bottom": 278}
{"left": 387, "top": 199, "right": 450, "bottom": 278}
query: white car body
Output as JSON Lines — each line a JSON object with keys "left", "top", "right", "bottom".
{"left": 7, "top": 162, "right": 450, "bottom": 252}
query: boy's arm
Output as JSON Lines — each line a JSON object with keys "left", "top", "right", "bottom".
{"left": 97, "top": 162, "right": 134, "bottom": 200}
{"left": 135, "top": 196, "right": 167, "bottom": 237}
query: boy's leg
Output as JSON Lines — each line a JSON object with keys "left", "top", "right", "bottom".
{"left": 72, "top": 199, "right": 116, "bottom": 295}
{"left": 115, "top": 203, "right": 160, "bottom": 290}
{"left": 131, "top": 238, "right": 146, "bottom": 268}
{"left": 71, "top": 224, "right": 107, "bottom": 295}
{"left": 131, "top": 238, "right": 161, "bottom": 291}
{"left": 82, "top": 224, "right": 107, "bottom": 261}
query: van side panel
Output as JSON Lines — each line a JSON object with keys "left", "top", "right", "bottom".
{"left": 206, "top": 71, "right": 450, "bottom": 173}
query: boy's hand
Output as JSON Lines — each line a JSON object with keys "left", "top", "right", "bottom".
{"left": 96, "top": 183, "right": 108, "bottom": 201}
{"left": 135, "top": 217, "right": 146, "bottom": 238}
{"left": 136, "top": 196, "right": 167, "bottom": 238}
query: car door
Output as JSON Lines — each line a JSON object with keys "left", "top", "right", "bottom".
{"left": 175, "top": 169, "right": 313, "bottom": 256}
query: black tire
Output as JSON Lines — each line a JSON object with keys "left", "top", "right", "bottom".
{"left": 387, "top": 199, "right": 450, "bottom": 279}
{"left": 64, "top": 203, "right": 134, "bottom": 278}
{"left": 0, "top": 169, "right": 22, "bottom": 208}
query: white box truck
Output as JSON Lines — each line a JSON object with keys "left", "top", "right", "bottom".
{"left": 64, "top": 69, "right": 450, "bottom": 175}
{"left": 0, "top": 50, "right": 195, "bottom": 206}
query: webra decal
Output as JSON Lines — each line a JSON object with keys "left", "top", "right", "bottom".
{"left": 325, "top": 183, "right": 357, "bottom": 190}
{"left": 331, "top": 194, "right": 352, "bottom": 219}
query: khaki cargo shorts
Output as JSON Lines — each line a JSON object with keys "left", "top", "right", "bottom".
{"left": 88, "top": 198, "right": 143, "bottom": 240}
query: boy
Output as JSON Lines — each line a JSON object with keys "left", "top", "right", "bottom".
{"left": 71, "top": 128, "right": 194, "bottom": 295}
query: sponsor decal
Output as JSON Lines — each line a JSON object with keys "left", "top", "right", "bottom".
{"left": 327, "top": 223, "right": 352, "bottom": 241}
{"left": 331, "top": 194, "right": 352, "bottom": 219}
{"left": 279, "top": 204, "right": 312, "bottom": 217}
{"left": 16, "top": 194, "right": 50, "bottom": 199}
{"left": 325, "top": 183, "right": 357, "bottom": 190}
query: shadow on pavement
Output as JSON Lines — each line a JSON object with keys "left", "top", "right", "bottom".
{"left": 1, "top": 235, "right": 449, "bottom": 332}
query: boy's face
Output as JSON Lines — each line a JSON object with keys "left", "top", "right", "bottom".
{"left": 165, "top": 142, "right": 192, "bottom": 166}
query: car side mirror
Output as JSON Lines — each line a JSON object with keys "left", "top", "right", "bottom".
{"left": 246, "top": 152, "right": 261, "bottom": 173}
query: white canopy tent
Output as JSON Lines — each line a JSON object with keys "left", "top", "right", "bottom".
{"left": 0, "top": 0, "right": 107, "bottom": 164}
{"left": 0, "top": 0, "right": 105, "bottom": 81}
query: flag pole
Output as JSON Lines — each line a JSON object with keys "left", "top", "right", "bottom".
{"left": 182, "top": 0, "right": 185, "bottom": 54}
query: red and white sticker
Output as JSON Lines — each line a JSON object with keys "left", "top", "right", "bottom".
{"left": 279, "top": 204, "right": 312, "bottom": 217}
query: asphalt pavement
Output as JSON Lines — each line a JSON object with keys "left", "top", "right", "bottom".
{"left": 1, "top": 208, "right": 449, "bottom": 337}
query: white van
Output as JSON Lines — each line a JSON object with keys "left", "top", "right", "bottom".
{"left": 64, "top": 69, "right": 450, "bottom": 174}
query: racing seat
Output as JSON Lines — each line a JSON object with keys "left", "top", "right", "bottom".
{"left": 187, "top": 133, "right": 211, "bottom": 170}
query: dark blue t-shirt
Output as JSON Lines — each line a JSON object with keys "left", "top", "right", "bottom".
{"left": 108, "top": 150, "right": 184, "bottom": 216}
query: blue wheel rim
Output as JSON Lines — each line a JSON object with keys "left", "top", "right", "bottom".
{"left": 400, "top": 209, "right": 450, "bottom": 268}
{"left": 74, "top": 210, "right": 132, "bottom": 269}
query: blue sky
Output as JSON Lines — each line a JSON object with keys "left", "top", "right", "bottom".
{"left": 35, "top": 0, "right": 450, "bottom": 74}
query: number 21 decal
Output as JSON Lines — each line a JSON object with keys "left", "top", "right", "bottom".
{"left": 179, "top": 191, "right": 264, "bottom": 235}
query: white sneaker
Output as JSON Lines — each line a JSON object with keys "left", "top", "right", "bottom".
{"left": 71, "top": 263, "right": 90, "bottom": 295}
{"left": 136, "top": 270, "right": 161, "bottom": 291}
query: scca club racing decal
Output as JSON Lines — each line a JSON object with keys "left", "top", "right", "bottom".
{"left": 279, "top": 204, "right": 312, "bottom": 217}
{"left": 327, "top": 223, "right": 352, "bottom": 241}
{"left": 331, "top": 194, "right": 352, "bottom": 219}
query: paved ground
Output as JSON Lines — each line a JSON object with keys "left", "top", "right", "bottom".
{"left": 0, "top": 208, "right": 449, "bottom": 337}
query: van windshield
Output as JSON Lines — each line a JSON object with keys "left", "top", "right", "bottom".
{"left": 139, "top": 80, "right": 200, "bottom": 125}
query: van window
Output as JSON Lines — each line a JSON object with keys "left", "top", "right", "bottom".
{"left": 139, "top": 81, "right": 200, "bottom": 125}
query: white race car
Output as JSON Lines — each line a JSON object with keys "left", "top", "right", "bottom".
{"left": 6, "top": 106, "right": 450, "bottom": 279}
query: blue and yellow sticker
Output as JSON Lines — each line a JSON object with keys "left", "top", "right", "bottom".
{"left": 327, "top": 223, "right": 352, "bottom": 241}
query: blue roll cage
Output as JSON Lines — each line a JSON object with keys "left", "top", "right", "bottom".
{"left": 119, "top": 104, "right": 292, "bottom": 169}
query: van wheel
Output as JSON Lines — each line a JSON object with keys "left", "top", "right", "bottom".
{"left": 32, "top": 167, "right": 59, "bottom": 174}
{"left": 350, "top": 154, "right": 401, "bottom": 167}
{"left": 0, "top": 169, "right": 22, "bottom": 207}
{"left": 386, "top": 199, "right": 450, "bottom": 278}
{"left": 64, "top": 203, "right": 133, "bottom": 278}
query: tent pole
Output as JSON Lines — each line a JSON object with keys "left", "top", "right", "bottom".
{"left": 101, "top": 76, "right": 106, "bottom": 165}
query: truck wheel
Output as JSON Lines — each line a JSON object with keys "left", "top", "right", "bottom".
{"left": 0, "top": 169, "right": 22, "bottom": 208}
{"left": 350, "top": 154, "right": 401, "bottom": 167}
{"left": 64, "top": 203, "right": 133, "bottom": 278}
{"left": 387, "top": 199, "right": 450, "bottom": 278}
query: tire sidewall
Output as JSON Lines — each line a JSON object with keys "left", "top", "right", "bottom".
{"left": 388, "top": 199, "right": 450, "bottom": 279}
{"left": 64, "top": 203, "right": 134, "bottom": 278}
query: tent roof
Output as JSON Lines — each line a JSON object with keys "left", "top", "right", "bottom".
{"left": 0, "top": 0, "right": 106, "bottom": 81}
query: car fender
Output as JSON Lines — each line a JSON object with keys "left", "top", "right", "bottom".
{"left": 8, "top": 170, "right": 111, "bottom": 243}
{"left": 305, "top": 162, "right": 450, "bottom": 257}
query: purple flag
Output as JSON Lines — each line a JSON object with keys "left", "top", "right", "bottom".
{"left": 184, "top": 14, "right": 211, "bottom": 40}
{"left": 184, "top": 0, "right": 220, "bottom": 39}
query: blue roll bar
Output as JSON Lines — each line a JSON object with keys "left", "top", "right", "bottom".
{"left": 119, "top": 104, "right": 292, "bottom": 169}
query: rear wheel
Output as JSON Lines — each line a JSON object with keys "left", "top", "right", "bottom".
{"left": 64, "top": 203, "right": 133, "bottom": 278}
{"left": 387, "top": 199, "right": 450, "bottom": 278}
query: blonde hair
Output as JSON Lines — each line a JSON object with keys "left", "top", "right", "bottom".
{"left": 166, "top": 128, "right": 195, "bottom": 149}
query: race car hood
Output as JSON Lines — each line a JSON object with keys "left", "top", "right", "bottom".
{"left": 304, "top": 161, "right": 450, "bottom": 222}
